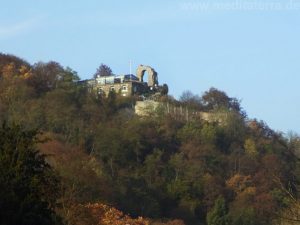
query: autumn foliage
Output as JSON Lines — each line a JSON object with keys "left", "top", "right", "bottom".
{"left": 1, "top": 53, "right": 300, "bottom": 225}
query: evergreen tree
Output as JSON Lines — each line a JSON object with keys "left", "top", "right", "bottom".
{"left": 207, "top": 197, "right": 228, "bottom": 225}
{"left": 0, "top": 123, "right": 61, "bottom": 225}
{"left": 94, "top": 63, "right": 113, "bottom": 78}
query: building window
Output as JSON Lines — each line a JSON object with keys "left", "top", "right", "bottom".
{"left": 122, "top": 85, "right": 127, "bottom": 92}
{"left": 110, "top": 86, "right": 115, "bottom": 91}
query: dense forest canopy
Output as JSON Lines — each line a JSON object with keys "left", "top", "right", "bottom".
{"left": 0, "top": 53, "right": 300, "bottom": 225}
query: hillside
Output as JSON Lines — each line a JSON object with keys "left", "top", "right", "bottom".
{"left": 0, "top": 53, "right": 300, "bottom": 225}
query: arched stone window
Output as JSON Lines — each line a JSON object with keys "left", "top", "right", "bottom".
{"left": 136, "top": 65, "right": 158, "bottom": 87}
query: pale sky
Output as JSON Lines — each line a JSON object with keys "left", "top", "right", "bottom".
{"left": 1, "top": 0, "right": 300, "bottom": 133}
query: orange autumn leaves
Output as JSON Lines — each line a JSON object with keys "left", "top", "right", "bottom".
{"left": 1, "top": 62, "right": 32, "bottom": 79}
{"left": 85, "top": 203, "right": 149, "bottom": 225}
{"left": 72, "top": 203, "right": 185, "bottom": 225}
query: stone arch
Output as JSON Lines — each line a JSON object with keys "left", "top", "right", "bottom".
{"left": 136, "top": 65, "right": 158, "bottom": 87}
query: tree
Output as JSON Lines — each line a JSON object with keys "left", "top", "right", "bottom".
{"left": 1, "top": 62, "right": 17, "bottom": 78}
{"left": 143, "top": 149, "right": 164, "bottom": 188}
{"left": 94, "top": 63, "right": 113, "bottom": 78}
{"left": 56, "top": 67, "right": 80, "bottom": 89}
{"left": 179, "top": 90, "right": 202, "bottom": 110}
{"left": 30, "top": 61, "right": 65, "bottom": 94}
{"left": 286, "top": 131, "right": 300, "bottom": 158}
{"left": 207, "top": 197, "right": 228, "bottom": 225}
{"left": 201, "top": 88, "right": 243, "bottom": 115}
{"left": 0, "top": 53, "right": 30, "bottom": 71}
{"left": 0, "top": 123, "right": 61, "bottom": 225}
{"left": 244, "top": 138, "right": 258, "bottom": 157}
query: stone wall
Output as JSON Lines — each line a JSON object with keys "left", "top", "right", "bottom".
{"left": 135, "top": 100, "right": 224, "bottom": 123}
{"left": 135, "top": 100, "right": 161, "bottom": 116}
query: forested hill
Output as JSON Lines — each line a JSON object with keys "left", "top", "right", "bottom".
{"left": 0, "top": 53, "right": 300, "bottom": 225}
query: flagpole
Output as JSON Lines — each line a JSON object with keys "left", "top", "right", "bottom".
{"left": 130, "top": 60, "right": 133, "bottom": 75}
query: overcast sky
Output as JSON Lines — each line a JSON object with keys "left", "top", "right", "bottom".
{"left": 1, "top": 0, "right": 300, "bottom": 133}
